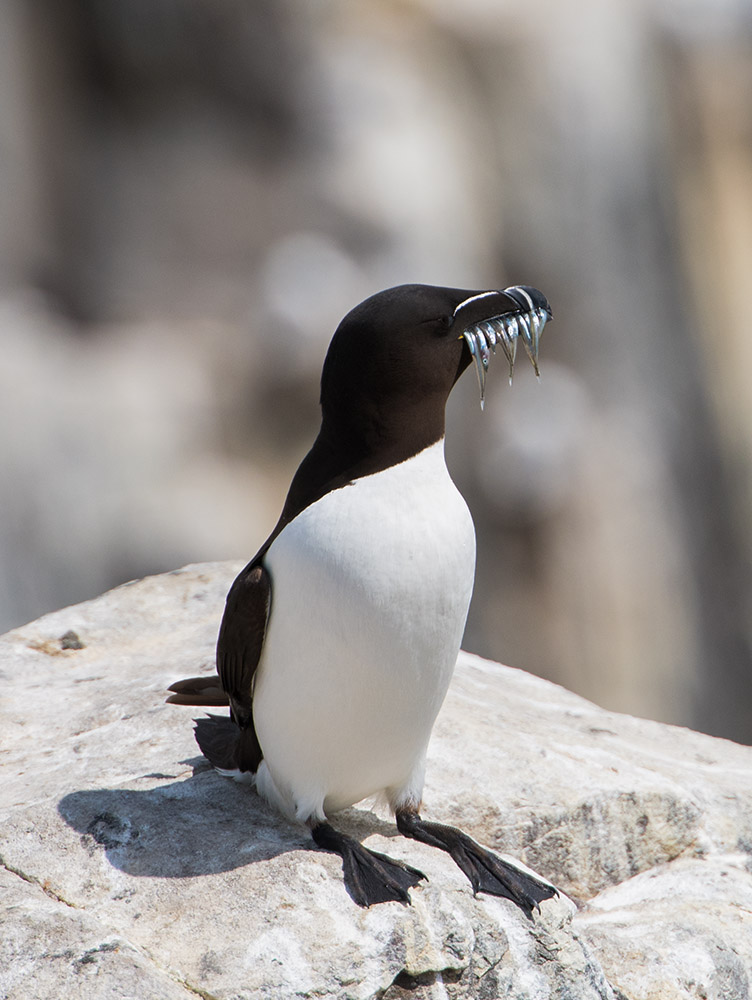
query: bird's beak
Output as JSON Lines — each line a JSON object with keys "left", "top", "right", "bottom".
{"left": 453, "top": 286, "right": 553, "bottom": 408}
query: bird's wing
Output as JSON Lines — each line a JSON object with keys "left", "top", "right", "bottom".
{"left": 215, "top": 560, "right": 271, "bottom": 727}
{"left": 164, "top": 560, "right": 271, "bottom": 714}
{"left": 166, "top": 559, "right": 270, "bottom": 773}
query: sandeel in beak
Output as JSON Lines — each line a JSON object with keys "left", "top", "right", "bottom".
{"left": 458, "top": 285, "right": 553, "bottom": 408}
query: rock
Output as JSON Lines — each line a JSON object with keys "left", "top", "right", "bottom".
{"left": 576, "top": 855, "right": 752, "bottom": 1000}
{"left": 0, "top": 868, "right": 195, "bottom": 1000}
{"left": 1, "top": 562, "right": 751, "bottom": 999}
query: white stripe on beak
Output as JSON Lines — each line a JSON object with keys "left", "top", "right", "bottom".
{"left": 452, "top": 290, "right": 499, "bottom": 318}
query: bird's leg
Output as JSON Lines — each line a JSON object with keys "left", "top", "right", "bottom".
{"left": 395, "top": 806, "right": 557, "bottom": 917}
{"left": 310, "top": 821, "right": 426, "bottom": 907}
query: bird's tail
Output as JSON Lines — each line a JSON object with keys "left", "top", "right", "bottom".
{"left": 167, "top": 676, "right": 262, "bottom": 774}
{"left": 192, "top": 714, "right": 262, "bottom": 773}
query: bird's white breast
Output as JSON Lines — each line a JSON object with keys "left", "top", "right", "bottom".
{"left": 253, "top": 438, "right": 476, "bottom": 823}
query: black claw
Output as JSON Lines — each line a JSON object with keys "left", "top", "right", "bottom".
{"left": 396, "top": 811, "right": 557, "bottom": 918}
{"left": 311, "top": 822, "right": 426, "bottom": 907}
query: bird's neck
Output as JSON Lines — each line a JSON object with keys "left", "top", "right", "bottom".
{"left": 279, "top": 403, "right": 446, "bottom": 528}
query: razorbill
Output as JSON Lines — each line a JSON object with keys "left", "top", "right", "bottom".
{"left": 168, "top": 282, "right": 557, "bottom": 914}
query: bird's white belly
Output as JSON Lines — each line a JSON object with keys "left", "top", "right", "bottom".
{"left": 252, "top": 439, "right": 476, "bottom": 823}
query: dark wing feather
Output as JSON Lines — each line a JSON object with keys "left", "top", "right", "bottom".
{"left": 166, "top": 559, "right": 271, "bottom": 774}
{"left": 216, "top": 561, "right": 271, "bottom": 724}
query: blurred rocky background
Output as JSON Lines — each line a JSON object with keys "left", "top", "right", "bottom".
{"left": 1, "top": 0, "right": 751, "bottom": 742}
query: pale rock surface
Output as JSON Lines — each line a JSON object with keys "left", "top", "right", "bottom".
{"left": 1, "top": 562, "right": 751, "bottom": 999}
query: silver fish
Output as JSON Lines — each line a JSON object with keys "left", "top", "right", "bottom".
{"left": 461, "top": 285, "right": 552, "bottom": 406}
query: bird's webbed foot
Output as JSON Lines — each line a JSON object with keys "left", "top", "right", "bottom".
{"left": 396, "top": 809, "right": 557, "bottom": 917}
{"left": 311, "top": 822, "right": 426, "bottom": 907}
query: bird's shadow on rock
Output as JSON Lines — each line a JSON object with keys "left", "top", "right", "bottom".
{"left": 57, "top": 757, "right": 401, "bottom": 880}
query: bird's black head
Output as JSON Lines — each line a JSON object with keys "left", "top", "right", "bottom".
{"left": 322, "top": 284, "right": 472, "bottom": 415}
{"left": 319, "top": 283, "right": 552, "bottom": 457}
{"left": 278, "top": 282, "right": 552, "bottom": 530}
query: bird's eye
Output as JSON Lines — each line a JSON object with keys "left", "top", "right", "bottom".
{"left": 420, "top": 315, "right": 451, "bottom": 332}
